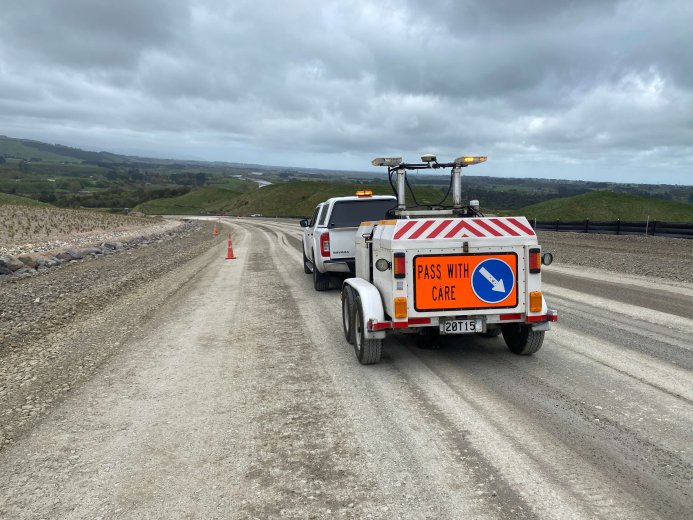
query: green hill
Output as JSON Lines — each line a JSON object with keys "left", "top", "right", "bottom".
{"left": 225, "top": 182, "right": 389, "bottom": 216}
{"left": 136, "top": 180, "right": 451, "bottom": 216}
{"left": 519, "top": 191, "right": 693, "bottom": 222}
{"left": 134, "top": 180, "right": 256, "bottom": 214}
{"left": 0, "top": 192, "right": 51, "bottom": 206}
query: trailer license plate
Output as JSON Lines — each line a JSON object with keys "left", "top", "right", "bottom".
{"left": 440, "top": 319, "right": 482, "bottom": 334}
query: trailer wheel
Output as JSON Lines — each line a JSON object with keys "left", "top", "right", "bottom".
{"left": 352, "top": 296, "right": 382, "bottom": 365}
{"left": 501, "top": 324, "right": 544, "bottom": 355}
{"left": 342, "top": 286, "right": 355, "bottom": 344}
{"left": 312, "top": 253, "right": 330, "bottom": 291}
{"left": 302, "top": 245, "right": 311, "bottom": 274}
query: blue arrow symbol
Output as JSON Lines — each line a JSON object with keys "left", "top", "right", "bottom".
{"left": 479, "top": 266, "right": 506, "bottom": 293}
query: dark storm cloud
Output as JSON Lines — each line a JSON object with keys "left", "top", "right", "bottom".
{"left": 0, "top": 0, "right": 691, "bottom": 182}
{"left": 0, "top": 0, "right": 189, "bottom": 69}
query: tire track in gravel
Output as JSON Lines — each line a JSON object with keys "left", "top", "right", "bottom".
{"left": 543, "top": 270, "right": 693, "bottom": 320}
{"left": 406, "top": 337, "right": 692, "bottom": 520}
{"left": 251, "top": 219, "right": 693, "bottom": 519}
{"left": 262, "top": 223, "right": 544, "bottom": 519}
{"left": 226, "top": 226, "right": 401, "bottom": 519}
{"left": 3, "top": 217, "right": 689, "bottom": 519}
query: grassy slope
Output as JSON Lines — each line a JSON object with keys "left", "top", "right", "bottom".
{"left": 225, "top": 182, "right": 393, "bottom": 216}
{"left": 227, "top": 181, "right": 456, "bottom": 216}
{"left": 134, "top": 180, "right": 256, "bottom": 214}
{"left": 136, "top": 180, "right": 451, "bottom": 216}
{"left": 0, "top": 192, "right": 51, "bottom": 206}
{"left": 519, "top": 191, "right": 693, "bottom": 222}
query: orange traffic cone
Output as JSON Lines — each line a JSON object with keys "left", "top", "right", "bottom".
{"left": 225, "top": 233, "right": 236, "bottom": 260}
{"left": 212, "top": 223, "right": 219, "bottom": 237}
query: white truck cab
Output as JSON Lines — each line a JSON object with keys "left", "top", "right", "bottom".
{"left": 300, "top": 192, "right": 397, "bottom": 290}
{"left": 341, "top": 154, "right": 557, "bottom": 364}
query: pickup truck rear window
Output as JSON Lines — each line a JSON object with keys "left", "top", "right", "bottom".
{"left": 329, "top": 199, "right": 396, "bottom": 228}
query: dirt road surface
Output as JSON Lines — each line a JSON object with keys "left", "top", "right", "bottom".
{"left": 1, "top": 218, "right": 691, "bottom": 519}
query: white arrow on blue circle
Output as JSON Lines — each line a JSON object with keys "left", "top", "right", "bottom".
{"left": 479, "top": 266, "right": 506, "bottom": 293}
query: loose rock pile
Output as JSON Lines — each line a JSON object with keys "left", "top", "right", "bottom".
{"left": 0, "top": 222, "right": 188, "bottom": 281}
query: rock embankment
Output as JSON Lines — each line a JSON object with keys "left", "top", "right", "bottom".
{"left": 0, "top": 219, "right": 186, "bottom": 280}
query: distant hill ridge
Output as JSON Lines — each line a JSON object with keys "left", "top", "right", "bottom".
{"left": 2, "top": 135, "right": 692, "bottom": 216}
{"left": 135, "top": 181, "right": 451, "bottom": 216}
{"left": 16, "top": 139, "right": 118, "bottom": 163}
{"left": 136, "top": 183, "right": 693, "bottom": 222}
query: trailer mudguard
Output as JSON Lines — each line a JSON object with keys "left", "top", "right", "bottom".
{"left": 343, "top": 278, "right": 387, "bottom": 340}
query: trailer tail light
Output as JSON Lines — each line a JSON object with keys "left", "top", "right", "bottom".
{"left": 529, "top": 248, "right": 541, "bottom": 273}
{"left": 393, "top": 252, "right": 406, "bottom": 279}
{"left": 529, "top": 291, "right": 543, "bottom": 313}
{"left": 394, "top": 297, "right": 407, "bottom": 319}
{"left": 320, "top": 232, "right": 330, "bottom": 257}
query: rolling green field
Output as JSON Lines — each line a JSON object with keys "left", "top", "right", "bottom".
{"left": 137, "top": 182, "right": 693, "bottom": 222}
{"left": 518, "top": 191, "right": 693, "bottom": 222}
{"left": 135, "top": 181, "right": 452, "bottom": 216}
{"left": 2, "top": 135, "right": 692, "bottom": 221}
{"left": 134, "top": 180, "right": 257, "bottom": 214}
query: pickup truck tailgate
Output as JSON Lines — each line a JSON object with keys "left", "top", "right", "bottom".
{"left": 328, "top": 228, "right": 357, "bottom": 259}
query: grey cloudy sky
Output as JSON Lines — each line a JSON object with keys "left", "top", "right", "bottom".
{"left": 1, "top": 0, "right": 692, "bottom": 184}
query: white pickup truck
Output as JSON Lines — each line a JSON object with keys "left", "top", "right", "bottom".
{"left": 300, "top": 192, "right": 397, "bottom": 290}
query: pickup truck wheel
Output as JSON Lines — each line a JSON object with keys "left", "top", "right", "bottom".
{"left": 302, "top": 246, "right": 311, "bottom": 274}
{"left": 312, "top": 254, "right": 330, "bottom": 291}
{"left": 501, "top": 324, "right": 544, "bottom": 355}
{"left": 352, "top": 296, "right": 382, "bottom": 365}
{"left": 342, "top": 286, "right": 355, "bottom": 344}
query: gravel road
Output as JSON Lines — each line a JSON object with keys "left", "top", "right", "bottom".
{"left": 0, "top": 218, "right": 691, "bottom": 519}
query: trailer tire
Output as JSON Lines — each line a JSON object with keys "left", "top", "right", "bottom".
{"left": 312, "top": 253, "right": 330, "bottom": 291}
{"left": 502, "top": 324, "right": 544, "bottom": 355}
{"left": 302, "top": 245, "right": 311, "bottom": 274}
{"left": 352, "top": 295, "right": 382, "bottom": 365}
{"left": 342, "top": 286, "right": 355, "bottom": 344}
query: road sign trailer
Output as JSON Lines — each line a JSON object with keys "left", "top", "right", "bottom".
{"left": 341, "top": 155, "right": 557, "bottom": 364}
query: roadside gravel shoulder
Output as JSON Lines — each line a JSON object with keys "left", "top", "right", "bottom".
{"left": 0, "top": 221, "right": 224, "bottom": 449}
{"left": 538, "top": 231, "right": 693, "bottom": 283}
{"left": 2, "top": 224, "right": 690, "bottom": 452}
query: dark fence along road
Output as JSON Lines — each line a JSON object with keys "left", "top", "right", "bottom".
{"left": 531, "top": 219, "right": 693, "bottom": 239}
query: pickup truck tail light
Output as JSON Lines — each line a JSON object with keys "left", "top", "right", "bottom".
{"left": 320, "top": 232, "right": 330, "bottom": 257}
{"left": 529, "top": 248, "right": 541, "bottom": 273}
{"left": 393, "top": 252, "right": 406, "bottom": 279}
